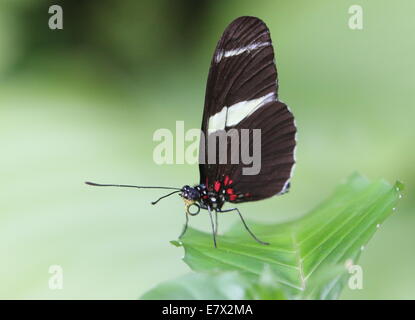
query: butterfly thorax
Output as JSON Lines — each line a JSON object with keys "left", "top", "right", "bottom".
{"left": 181, "top": 184, "right": 225, "bottom": 210}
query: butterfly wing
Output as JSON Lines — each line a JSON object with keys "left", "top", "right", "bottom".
{"left": 199, "top": 16, "right": 296, "bottom": 202}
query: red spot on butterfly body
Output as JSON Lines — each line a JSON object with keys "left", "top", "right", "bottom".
{"left": 229, "top": 194, "right": 237, "bottom": 201}
{"left": 224, "top": 175, "right": 230, "bottom": 186}
{"left": 226, "top": 188, "right": 234, "bottom": 195}
{"left": 214, "top": 181, "right": 221, "bottom": 192}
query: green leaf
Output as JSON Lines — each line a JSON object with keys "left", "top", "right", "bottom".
{"left": 140, "top": 272, "right": 251, "bottom": 300}
{"left": 175, "top": 173, "right": 402, "bottom": 299}
{"left": 244, "top": 265, "right": 287, "bottom": 300}
{"left": 140, "top": 268, "right": 286, "bottom": 300}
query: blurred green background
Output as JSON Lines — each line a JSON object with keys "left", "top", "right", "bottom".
{"left": 0, "top": 0, "right": 413, "bottom": 299}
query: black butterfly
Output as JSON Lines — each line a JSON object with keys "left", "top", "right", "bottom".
{"left": 86, "top": 16, "right": 296, "bottom": 247}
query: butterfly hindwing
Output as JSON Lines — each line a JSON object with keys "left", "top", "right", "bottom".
{"left": 223, "top": 100, "right": 296, "bottom": 202}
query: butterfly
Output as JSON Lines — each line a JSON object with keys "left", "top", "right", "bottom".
{"left": 86, "top": 16, "right": 296, "bottom": 248}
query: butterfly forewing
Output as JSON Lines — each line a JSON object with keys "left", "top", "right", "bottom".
{"left": 199, "top": 16, "right": 296, "bottom": 203}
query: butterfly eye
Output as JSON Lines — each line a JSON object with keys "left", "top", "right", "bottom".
{"left": 186, "top": 203, "right": 200, "bottom": 216}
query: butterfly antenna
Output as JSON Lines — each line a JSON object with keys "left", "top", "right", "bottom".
{"left": 85, "top": 181, "right": 181, "bottom": 191}
{"left": 151, "top": 190, "right": 181, "bottom": 205}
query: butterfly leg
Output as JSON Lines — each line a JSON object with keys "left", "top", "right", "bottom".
{"left": 219, "top": 208, "right": 269, "bottom": 245}
{"left": 178, "top": 211, "right": 189, "bottom": 239}
{"left": 207, "top": 206, "right": 217, "bottom": 248}
{"left": 214, "top": 210, "right": 218, "bottom": 237}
